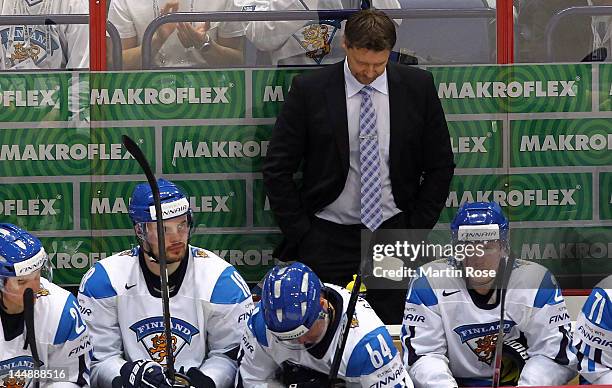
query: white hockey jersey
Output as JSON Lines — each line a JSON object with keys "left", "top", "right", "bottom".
{"left": 0, "top": 0, "right": 89, "bottom": 70}
{"left": 77, "top": 245, "right": 253, "bottom": 388}
{"left": 401, "top": 259, "right": 576, "bottom": 388}
{"left": 245, "top": 0, "right": 401, "bottom": 66}
{"left": 237, "top": 284, "right": 413, "bottom": 388}
{"left": 108, "top": 0, "right": 246, "bottom": 67}
{"left": 572, "top": 274, "right": 612, "bottom": 384}
{"left": 0, "top": 278, "right": 92, "bottom": 388}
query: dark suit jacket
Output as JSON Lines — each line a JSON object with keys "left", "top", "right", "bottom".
{"left": 263, "top": 60, "right": 455, "bottom": 258}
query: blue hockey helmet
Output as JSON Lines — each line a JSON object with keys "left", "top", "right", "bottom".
{"left": 128, "top": 178, "right": 191, "bottom": 224}
{"left": 0, "top": 224, "right": 50, "bottom": 280}
{"left": 451, "top": 201, "right": 509, "bottom": 245}
{"left": 261, "top": 262, "right": 325, "bottom": 341}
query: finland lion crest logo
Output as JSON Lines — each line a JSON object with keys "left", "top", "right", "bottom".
{"left": 453, "top": 320, "right": 516, "bottom": 365}
{"left": 130, "top": 317, "right": 200, "bottom": 365}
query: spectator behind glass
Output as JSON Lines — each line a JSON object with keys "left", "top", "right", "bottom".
{"left": 244, "top": 0, "right": 400, "bottom": 66}
{"left": 108, "top": 0, "right": 246, "bottom": 69}
{"left": 516, "top": 0, "right": 593, "bottom": 63}
{"left": 0, "top": 0, "right": 89, "bottom": 70}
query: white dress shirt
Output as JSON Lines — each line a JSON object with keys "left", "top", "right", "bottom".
{"left": 316, "top": 59, "right": 401, "bottom": 225}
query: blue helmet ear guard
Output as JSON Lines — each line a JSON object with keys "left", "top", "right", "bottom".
{"left": 0, "top": 223, "right": 49, "bottom": 280}
{"left": 450, "top": 201, "right": 509, "bottom": 247}
{"left": 261, "top": 262, "right": 324, "bottom": 340}
{"left": 128, "top": 178, "right": 192, "bottom": 224}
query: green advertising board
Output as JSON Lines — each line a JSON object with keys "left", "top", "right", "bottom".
{"left": 252, "top": 69, "right": 303, "bottom": 118}
{"left": 162, "top": 125, "right": 272, "bottom": 173}
{"left": 448, "top": 120, "right": 502, "bottom": 168}
{"left": 44, "top": 235, "right": 136, "bottom": 286}
{"left": 601, "top": 64, "right": 612, "bottom": 111}
{"left": 443, "top": 173, "right": 592, "bottom": 222}
{"left": 510, "top": 119, "right": 612, "bottom": 167}
{"left": 601, "top": 172, "right": 612, "bottom": 220}
{"left": 2, "top": 64, "right": 608, "bottom": 290}
{"left": 253, "top": 179, "right": 275, "bottom": 227}
{"left": 191, "top": 233, "right": 282, "bottom": 282}
{"left": 431, "top": 64, "right": 591, "bottom": 114}
{"left": 0, "top": 72, "right": 70, "bottom": 122}
{"left": 0, "top": 182, "right": 72, "bottom": 230}
{"left": 511, "top": 227, "right": 612, "bottom": 288}
{"left": 81, "top": 179, "right": 247, "bottom": 229}
{"left": 88, "top": 71, "right": 246, "bottom": 121}
{"left": 0, "top": 126, "right": 155, "bottom": 176}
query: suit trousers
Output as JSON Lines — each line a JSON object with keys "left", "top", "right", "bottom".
{"left": 297, "top": 212, "right": 410, "bottom": 324}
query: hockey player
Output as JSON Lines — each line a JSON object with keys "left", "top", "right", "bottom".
{"left": 78, "top": 179, "right": 253, "bottom": 388}
{"left": 236, "top": 262, "right": 413, "bottom": 387}
{"left": 572, "top": 274, "right": 612, "bottom": 384}
{"left": 244, "top": 0, "right": 401, "bottom": 66}
{"left": 401, "top": 202, "right": 577, "bottom": 387}
{"left": 0, "top": 223, "right": 92, "bottom": 387}
{"left": 0, "top": 0, "right": 89, "bottom": 70}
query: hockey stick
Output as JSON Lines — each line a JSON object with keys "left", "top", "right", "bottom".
{"left": 122, "top": 135, "right": 176, "bottom": 384}
{"left": 328, "top": 271, "right": 362, "bottom": 387}
{"left": 23, "top": 288, "right": 41, "bottom": 388}
{"left": 491, "top": 255, "right": 516, "bottom": 388}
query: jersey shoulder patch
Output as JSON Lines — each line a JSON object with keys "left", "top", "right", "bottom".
{"left": 53, "top": 293, "right": 88, "bottom": 345}
{"left": 582, "top": 287, "right": 612, "bottom": 330}
{"left": 533, "top": 270, "right": 564, "bottom": 308}
{"left": 78, "top": 262, "right": 117, "bottom": 299}
{"left": 345, "top": 326, "right": 397, "bottom": 377}
{"left": 406, "top": 275, "right": 438, "bottom": 307}
{"left": 210, "top": 265, "right": 251, "bottom": 304}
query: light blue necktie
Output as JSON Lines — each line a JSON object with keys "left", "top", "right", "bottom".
{"left": 358, "top": 85, "right": 383, "bottom": 231}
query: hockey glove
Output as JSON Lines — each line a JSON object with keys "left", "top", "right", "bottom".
{"left": 281, "top": 361, "right": 333, "bottom": 388}
{"left": 184, "top": 367, "right": 216, "bottom": 388}
{"left": 119, "top": 360, "right": 173, "bottom": 388}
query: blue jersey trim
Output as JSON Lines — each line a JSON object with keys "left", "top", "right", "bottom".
{"left": 582, "top": 288, "right": 612, "bottom": 331}
{"left": 249, "top": 307, "right": 269, "bottom": 347}
{"left": 405, "top": 276, "right": 438, "bottom": 307}
{"left": 80, "top": 263, "right": 116, "bottom": 299}
{"left": 210, "top": 266, "right": 250, "bottom": 304}
{"left": 54, "top": 294, "right": 87, "bottom": 345}
{"left": 533, "top": 271, "right": 562, "bottom": 308}
{"left": 346, "top": 326, "right": 397, "bottom": 377}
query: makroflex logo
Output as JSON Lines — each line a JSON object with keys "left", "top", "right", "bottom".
{"left": 451, "top": 136, "right": 488, "bottom": 153}
{"left": 446, "top": 189, "right": 577, "bottom": 207}
{"left": 0, "top": 88, "right": 59, "bottom": 107}
{"left": 91, "top": 196, "right": 231, "bottom": 214}
{"left": 211, "top": 249, "right": 275, "bottom": 266}
{"left": 438, "top": 80, "right": 576, "bottom": 99}
{"left": 520, "top": 134, "right": 612, "bottom": 151}
{"left": 0, "top": 198, "right": 57, "bottom": 215}
{"left": 90, "top": 87, "right": 230, "bottom": 105}
{"left": 0, "top": 143, "right": 132, "bottom": 161}
{"left": 172, "top": 141, "right": 269, "bottom": 159}
{"left": 520, "top": 242, "right": 612, "bottom": 260}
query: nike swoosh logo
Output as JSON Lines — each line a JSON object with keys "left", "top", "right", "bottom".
{"left": 125, "top": 284, "right": 136, "bottom": 290}
{"left": 442, "top": 290, "right": 460, "bottom": 297}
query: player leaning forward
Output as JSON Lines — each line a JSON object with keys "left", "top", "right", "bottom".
{"left": 78, "top": 179, "right": 253, "bottom": 388}
{"left": 0, "top": 224, "right": 92, "bottom": 387}
{"left": 401, "top": 202, "right": 577, "bottom": 387}
{"left": 236, "top": 262, "right": 413, "bottom": 387}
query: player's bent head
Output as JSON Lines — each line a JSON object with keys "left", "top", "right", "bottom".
{"left": 344, "top": 8, "right": 396, "bottom": 52}
{"left": 261, "top": 262, "right": 330, "bottom": 349}
{"left": 0, "top": 223, "right": 51, "bottom": 314}
{"left": 128, "top": 178, "right": 194, "bottom": 261}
